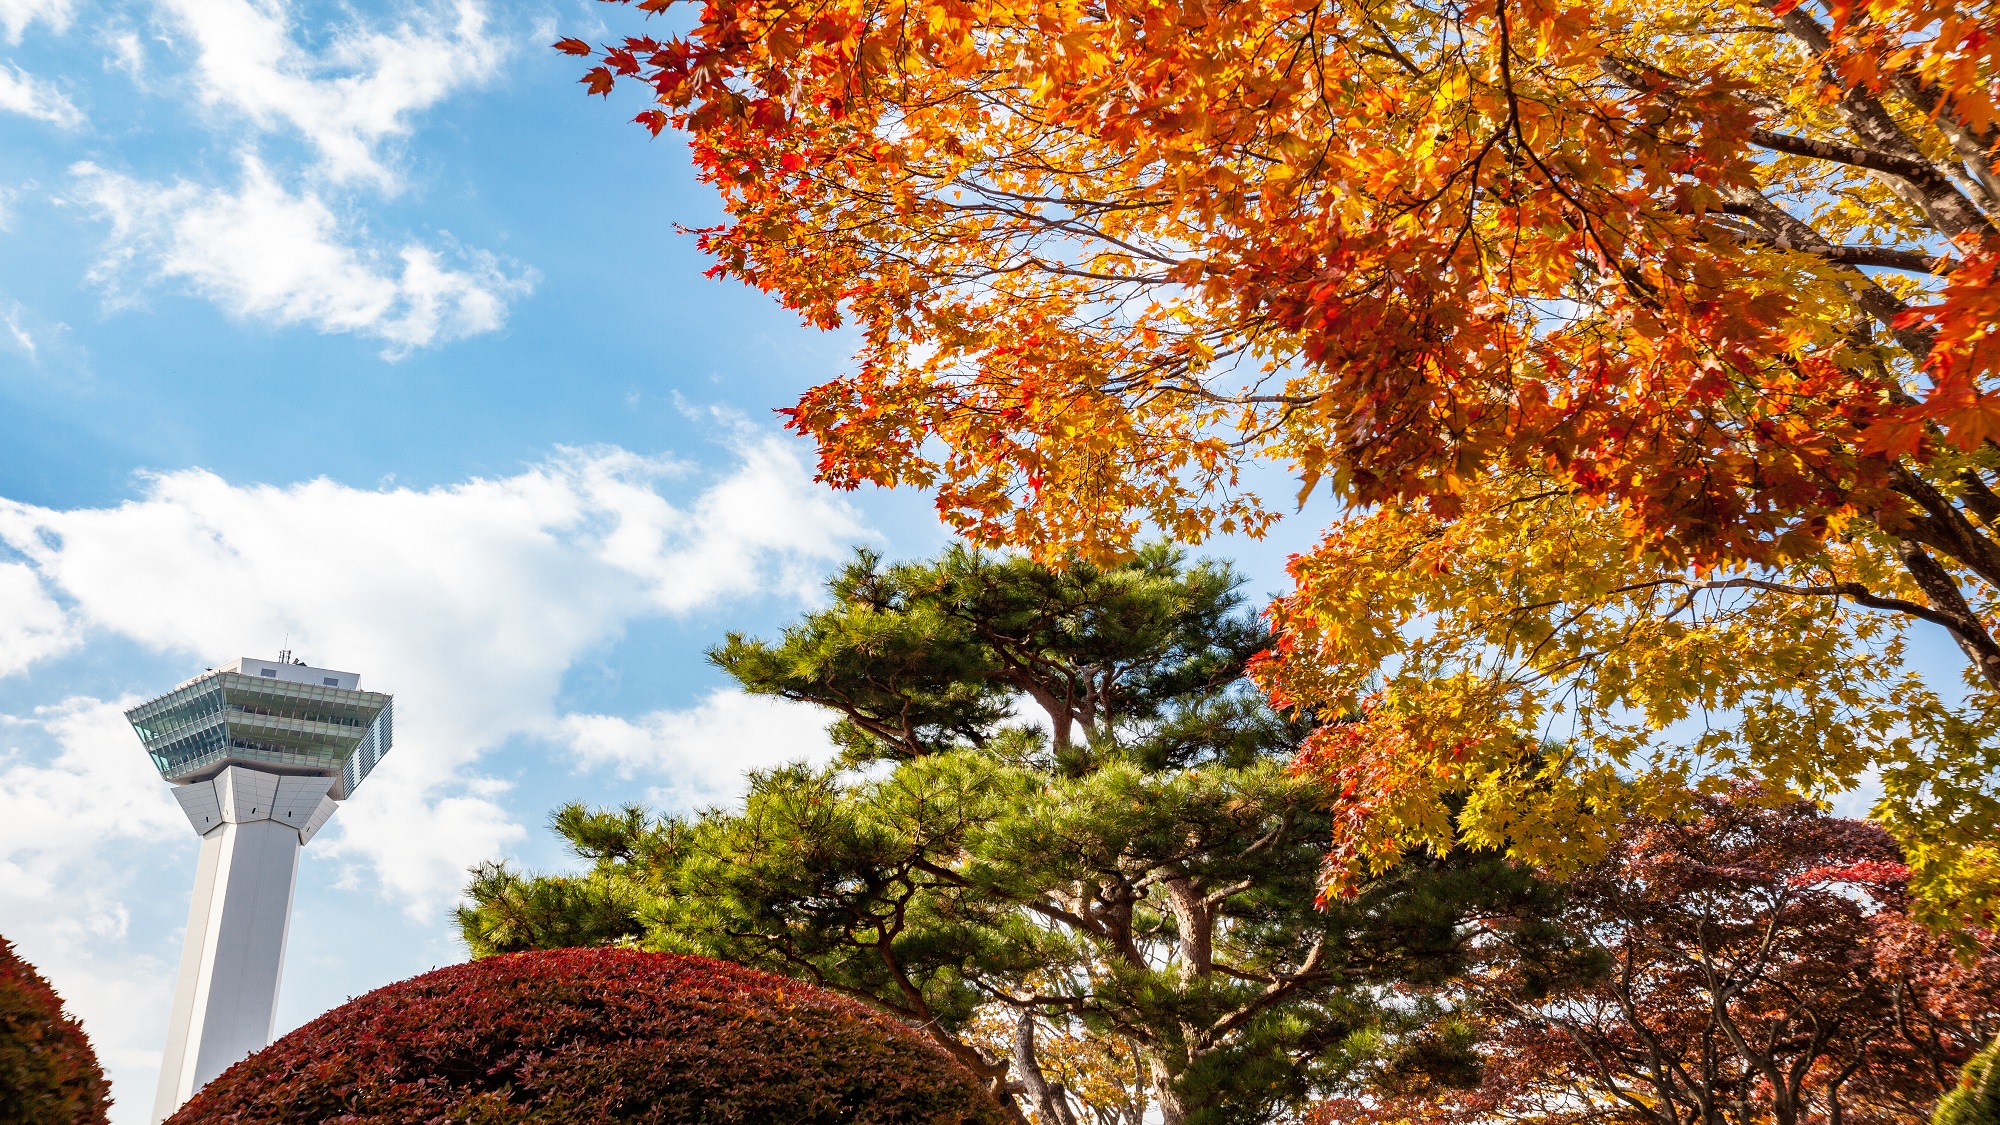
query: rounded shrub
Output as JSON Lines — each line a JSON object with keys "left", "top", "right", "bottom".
{"left": 167, "top": 947, "right": 1010, "bottom": 1125}
{"left": 0, "top": 936, "right": 109, "bottom": 1125}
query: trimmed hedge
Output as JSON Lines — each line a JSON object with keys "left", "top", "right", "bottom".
{"left": 167, "top": 947, "right": 1010, "bottom": 1125}
{"left": 0, "top": 936, "right": 109, "bottom": 1125}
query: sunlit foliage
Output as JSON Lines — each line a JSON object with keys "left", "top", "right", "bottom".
{"left": 558, "top": 0, "right": 2000, "bottom": 918}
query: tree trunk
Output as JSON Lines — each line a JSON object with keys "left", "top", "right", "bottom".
{"left": 1150, "top": 1059, "right": 1188, "bottom": 1125}
{"left": 1895, "top": 540, "right": 2000, "bottom": 690}
{"left": 1013, "top": 1012, "right": 1079, "bottom": 1125}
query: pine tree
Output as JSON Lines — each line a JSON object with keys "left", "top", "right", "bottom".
{"left": 1936, "top": 1038, "right": 2000, "bottom": 1125}
{"left": 458, "top": 545, "right": 1560, "bottom": 1125}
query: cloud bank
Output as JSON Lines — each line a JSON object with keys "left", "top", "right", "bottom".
{"left": 0, "top": 434, "right": 862, "bottom": 909}
{"left": 0, "top": 435, "right": 863, "bottom": 1122}
{"left": 0, "top": 63, "right": 80, "bottom": 126}
{"left": 561, "top": 689, "right": 837, "bottom": 809}
{"left": 0, "top": 0, "right": 68, "bottom": 44}
{"left": 0, "top": 698, "right": 189, "bottom": 1088}
{"left": 159, "top": 0, "right": 506, "bottom": 187}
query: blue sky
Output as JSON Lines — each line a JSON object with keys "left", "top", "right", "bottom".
{"left": 0, "top": 2, "right": 1321, "bottom": 1120}
{"left": 0, "top": 0, "right": 964, "bottom": 1118}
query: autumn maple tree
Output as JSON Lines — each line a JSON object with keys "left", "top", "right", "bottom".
{"left": 1313, "top": 790, "right": 2000, "bottom": 1125}
{"left": 556, "top": 0, "right": 2000, "bottom": 915}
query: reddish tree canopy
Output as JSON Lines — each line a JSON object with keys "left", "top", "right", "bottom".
{"left": 0, "top": 936, "right": 108, "bottom": 1125}
{"left": 167, "top": 947, "right": 1010, "bottom": 1125}
{"left": 1314, "top": 790, "right": 2000, "bottom": 1125}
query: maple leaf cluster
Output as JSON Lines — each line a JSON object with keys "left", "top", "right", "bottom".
{"left": 558, "top": 0, "right": 2000, "bottom": 919}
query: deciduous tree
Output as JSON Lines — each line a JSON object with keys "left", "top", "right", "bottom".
{"left": 1312, "top": 790, "right": 2000, "bottom": 1125}
{"left": 1257, "top": 469, "right": 2000, "bottom": 920}
{"left": 555, "top": 0, "right": 2000, "bottom": 914}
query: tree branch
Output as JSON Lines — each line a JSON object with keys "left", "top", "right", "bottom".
{"left": 1748, "top": 128, "right": 1963, "bottom": 196}
{"left": 1196, "top": 935, "right": 1330, "bottom": 1048}
{"left": 1715, "top": 189, "right": 1939, "bottom": 356}
{"left": 1014, "top": 1012, "right": 1082, "bottom": 1125}
{"left": 1721, "top": 228, "right": 1957, "bottom": 274}
{"left": 1893, "top": 540, "right": 2000, "bottom": 690}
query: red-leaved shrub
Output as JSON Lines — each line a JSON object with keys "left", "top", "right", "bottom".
{"left": 0, "top": 936, "right": 109, "bottom": 1125}
{"left": 167, "top": 947, "right": 1010, "bottom": 1125}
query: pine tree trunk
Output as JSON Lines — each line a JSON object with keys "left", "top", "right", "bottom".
{"left": 1151, "top": 1060, "right": 1188, "bottom": 1125}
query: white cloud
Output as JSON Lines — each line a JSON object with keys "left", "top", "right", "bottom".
{"left": 159, "top": 0, "right": 507, "bottom": 186}
{"left": 0, "top": 436, "right": 868, "bottom": 910}
{"left": 0, "top": 698, "right": 185, "bottom": 884}
{"left": 561, "top": 690, "right": 839, "bottom": 808}
{"left": 0, "top": 63, "right": 80, "bottom": 126}
{"left": 73, "top": 158, "right": 532, "bottom": 354}
{"left": 0, "top": 699, "right": 186, "bottom": 1095}
{"left": 69, "top": 3, "right": 529, "bottom": 349}
{"left": 0, "top": 0, "right": 70, "bottom": 43}
{"left": 336, "top": 785, "right": 527, "bottom": 910}
{"left": 0, "top": 561, "right": 70, "bottom": 672}
{"left": 106, "top": 31, "right": 145, "bottom": 83}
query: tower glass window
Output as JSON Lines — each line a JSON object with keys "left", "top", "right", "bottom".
{"left": 127, "top": 660, "right": 393, "bottom": 800}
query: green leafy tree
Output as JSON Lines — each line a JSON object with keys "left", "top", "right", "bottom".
{"left": 458, "top": 545, "right": 1560, "bottom": 1125}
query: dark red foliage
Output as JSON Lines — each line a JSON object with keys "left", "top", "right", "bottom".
{"left": 1309, "top": 789, "right": 2000, "bottom": 1125}
{"left": 0, "top": 936, "right": 109, "bottom": 1125}
{"left": 167, "top": 947, "right": 1011, "bottom": 1125}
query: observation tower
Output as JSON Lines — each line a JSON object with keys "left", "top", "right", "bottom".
{"left": 128, "top": 654, "right": 392, "bottom": 1123}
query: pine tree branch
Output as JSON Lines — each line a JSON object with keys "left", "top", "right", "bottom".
{"left": 1196, "top": 935, "right": 1330, "bottom": 1048}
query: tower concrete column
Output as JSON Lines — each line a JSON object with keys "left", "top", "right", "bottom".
{"left": 152, "top": 811, "right": 304, "bottom": 1119}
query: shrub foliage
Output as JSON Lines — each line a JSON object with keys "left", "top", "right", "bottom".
{"left": 166, "top": 947, "right": 1010, "bottom": 1125}
{"left": 1937, "top": 1037, "right": 2000, "bottom": 1125}
{"left": 0, "top": 936, "right": 108, "bottom": 1125}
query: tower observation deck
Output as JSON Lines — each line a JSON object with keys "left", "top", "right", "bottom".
{"left": 130, "top": 656, "right": 392, "bottom": 1123}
